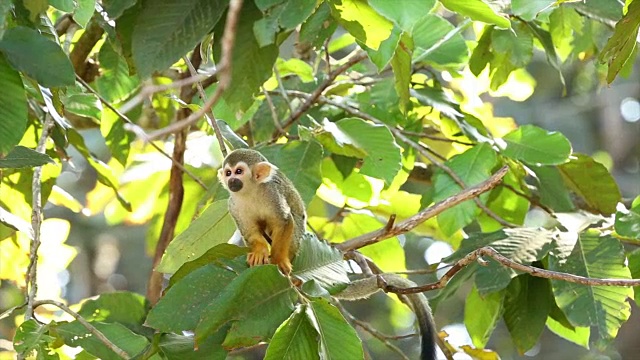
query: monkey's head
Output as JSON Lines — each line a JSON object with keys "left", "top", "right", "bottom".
{"left": 218, "top": 149, "right": 278, "bottom": 193}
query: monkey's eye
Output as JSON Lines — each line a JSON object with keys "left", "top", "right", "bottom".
{"left": 225, "top": 170, "right": 232, "bottom": 177}
{"left": 235, "top": 168, "right": 243, "bottom": 175}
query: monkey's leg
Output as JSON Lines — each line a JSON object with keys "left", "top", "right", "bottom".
{"left": 269, "top": 218, "right": 294, "bottom": 274}
{"left": 245, "top": 231, "right": 271, "bottom": 267}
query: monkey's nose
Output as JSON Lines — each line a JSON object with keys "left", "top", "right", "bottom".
{"left": 228, "top": 178, "right": 243, "bottom": 192}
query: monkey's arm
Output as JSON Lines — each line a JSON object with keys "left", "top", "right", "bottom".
{"left": 335, "top": 274, "right": 437, "bottom": 360}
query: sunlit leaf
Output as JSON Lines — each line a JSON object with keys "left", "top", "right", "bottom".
{"left": 0, "top": 146, "right": 53, "bottom": 169}
{"left": 0, "top": 54, "right": 27, "bottom": 157}
{"left": 499, "top": 125, "right": 571, "bottom": 166}
{"left": 465, "top": 286, "right": 504, "bottom": 348}
{"left": 308, "top": 299, "right": 364, "bottom": 360}
{"left": 439, "top": 0, "right": 510, "bottom": 28}
{"left": 599, "top": 0, "right": 640, "bottom": 83}
{"left": 615, "top": 203, "right": 640, "bottom": 239}
{"left": 329, "top": 0, "right": 394, "bottom": 51}
{"left": 264, "top": 305, "right": 319, "bottom": 360}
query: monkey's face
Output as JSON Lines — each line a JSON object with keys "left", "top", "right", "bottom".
{"left": 218, "top": 161, "right": 251, "bottom": 193}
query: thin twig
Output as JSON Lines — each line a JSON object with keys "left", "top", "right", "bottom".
{"left": 24, "top": 117, "right": 54, "bottom": 321}
{"left": 382, "top": 246, "right": 640, "bottom": 295}
{"left": 502, "top": 182, "right": 555, "bottom": 216}
{"left": 33, "top": 300, "right": 130, "bottom": 359}
{"left": 274, "top": 67, "right": 294, "bottom": 114}
{"left": 262, "top": 86, "right": 285, "bottom": 133}
{"left": 146, "top": 0, "right": 244, "bottom": 140}
{"left": 183, "top": 53, "right": 228, "bottom": 157}
{"left": 75, "top": 75, "right": 208, "bottom": 190}
{"left": 336, "top": 166, "right": 508, "bottom": 252}
{"left": 270, "top": 51, "right": 368, "bottom": 140}
{"left": 399, "top": 129, "right": 474, "bottom": 146}
{"left": 118, "top": 74, "right": 210, "bottom": 114}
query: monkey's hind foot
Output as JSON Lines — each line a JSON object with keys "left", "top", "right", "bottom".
{"left": 247, "top": 246, "right": 270, "bottom": 267}
{"left": 273, "top": 257, "right": 292, "bottom": 275}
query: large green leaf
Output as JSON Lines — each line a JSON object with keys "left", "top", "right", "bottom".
{"left": 254, "top": 0, "right": 316, "bottom": 46}
{"left": 308, "top": 298, "right": 364, "bottom": 360}
{"left": 412, "top": 14, "right": 469, "bottom": 67}
{"left": 158, "top": 332, "right": 227, "bottom": 360}
{"left": 530, "top": 166, "right": 574, "bottom": 212}
{"left": 195, "top": 265, "right": 296, "bottom": 346}
{"left": 546, "top": 303, "right": 590, "bottom": 349}
{"left": 0, "top": 26, "right": 74, "bottom": 87}
{"left": 169, "top": 243, "right": 249, "bottom": 287}
{"left": 77, "top": 292, "right": 148, "bottom": 327}
{"left": 213, "top": 2, "right": 278, "bottom": 112}
{"left": 0, "top": 53, "right": 27, "bottom": 157}
{"left": 469, "top": 25, "right": 493, "bottom": 76}
{"left": 264, "top": 305, "right": 320, "bottom": 360}
{"left": 465, "top": 286, "right": 504, "bottom": 348}
{"left": 364, "top": 26, "right": 401, "bottom": 71}
{"left": 558, "top": 153, "right": 621, "bottom": 215}
{"left": 549, "top": 232, "right": 633, "bottom": 339}
{"left": 95, "top": 41, "right": 140, "bottom": 103}
{"left": 146, "top": 255, "right": 247, "bottom": 333}
{"left": 500, "top": 125, "right": 571, "bottom": 166}
{"left": 411, "top": 86, "right": 462, "bottom": 120}
{"left": 157, "top": 200, "right": 237, "bottom": 273}
{"left": 369, "top": 0, "right": 435, "bottom": 34}
{"left": 525, "top": 22, "right": 566, "bottom": 91}
{"left": 56, "top": 321, "right": 149, "bottom": 359}
{"left": 615, "top": 203, "right": 640, "bottom": 240}
{"left": 292, "top": 233, "right": 349, "bottom": 292}
{"left": 433, "top": 143, "right": 498, "bottom": 237}
{"left": 13, "top": 320, "right": 56, "bottom": 356}
{"left": 0, "top": 146, "right": 53, "bottom": 169}
{"left": 314, "top": 118, "right": 402, "bottom": 184}
{"left": 299, "top": 2, "right": 337, "bottom": 49}
{"left": 491, "top": 23, "right": 533, "bottom": 68}
{"left": 329, "top": 0, "right": 394, "bottom": 51}
{"left": 132, "top": 0, "right": 229, "bottom": 78}
{"left": 390, "top": 32, "right": 412, "bottom": 112}
{"left": 627, "top": 247, "right": 640, "bottom": 306}
{"left": 503, "top": 275, "right": 552, "bottom": 353}
{"left": 511, "top": 0, "right": 555, "bottom": 21}
{"left": 599, "top": 0, "right": 640, "bottom": 83}
{"left": 260, "top": 140, "right": 324, "bottom": 205}
{"left": 439, "top": 0, "right": 510, "bottom": 28}
{"left": 101, "top": 108, "right": 134, "bottom": 167}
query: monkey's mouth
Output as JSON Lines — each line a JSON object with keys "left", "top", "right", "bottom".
{"left": 228, "top": 179, "right": 243, "bottom": 192}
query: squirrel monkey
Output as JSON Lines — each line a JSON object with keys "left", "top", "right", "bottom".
{"left": 218, "top": 149, "right": 306, "bottom": 274}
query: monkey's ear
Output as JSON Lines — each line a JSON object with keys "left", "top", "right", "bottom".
{"left": 217, "top": 168, "right": 228, "bottom": 188}
{"left": 254, "top": 162, "right": 277, "bottom": 183}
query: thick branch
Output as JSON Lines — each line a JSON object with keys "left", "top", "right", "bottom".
{"left": 69, "top": 16, "right": 104, "bottom": 82}
{"left": 382, "top": 246, "right": 640, "bottom": 295}
{"left": 33, "top": 300, "right": 129, "bottom": 359}
{"left": 337, "top": 166, "right": 508, "bottom": 252}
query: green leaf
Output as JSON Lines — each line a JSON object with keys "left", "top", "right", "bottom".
{"left": 329, "top": 0, "right": 394, "bottom": 51}
{"left": 146, "top": 256, "right": 247, "bottom": 333}
{"left": 369, "top": 0, "right": 436, "bottom": 34}
{"left": 213, "top": 2, "right": 278, "bottom": 111}
{"left": 499, "top": 125, "right": 572, "bottom": 166}
{"left": 13, "top": 320, "right": 56, "bottom": 355}
{"left": 158, "top": 332, "right": 227, "bottom": 360}
{"left": 260, "top": 140, "right": 324, "bottom": 205}
{"left": 469, "top": 26, "right": 493, "bottom": 76}
{"left": 255, "top": 0, "right": 316, "bottom": 45}
{"left": 0, "top": 205, "right": 33, "bottom": 238}
{"left": 503, "top": 275, "right": 552, "bottom": 353}
{"left": 157, "top": 200, "right": 237, "bottom": 273}
{"left": 525, "top": 22, "right": 566, "bottom": 92}
{"left": 546, "top": 303, "right": 590, "bottom": 349}
{"left": 615, "top": 203, "right": 640, "bottom": 239}
{"left": 100, "top": 108, "right": 134, "bottom": 166}
{"left": 363, "top": 26, "right": 401, "bottom": 71}
{"left": 412, "top": 14, "right": 469, "bottom": 67}
{"left": 132, "top": 0, "right": 229, "bottom": 78}
{"left": 299, "top": 2, "right": 337, "bottom": 49}
{"left": 439, "top": 0, "right": 510, "bottom": 28}
{"left": 511, "top": 0, "right": 555, "bottom": 21}
{"left": 102, "top": 0, "right": 137, "bottom": 19}
{"left": 95, "top": 41, "right": 140, "bottom": 103}
{"left": 50, "top": 0, "right": 75, "bottom": 12}
{"left": 465, "top": 286, "right": 504, "bottom": 348}
{"left": 73, "top": 0, "right": 96, "bottom": 28}
{"left": 195, "top": 265, "right": 296, "bottom": 345}
{"left": 558, "top": 153, "right": 621, "bottom": 215}
{"left": 0, "top": 54, "right": 27, "bottom": 157}
{"left": 433, "top": 143, "right": 498, "bottom": 236}
{"left": 0, "top": 146, "right": 54, "bottom": 169}
{"left": 319, "top": 118, "right": 401, "bottom": 184}
{"left": 549, "top": 7, "right": 583, "bottom": 54}
{"left": 530, "top": 166, "right": 574, "bottom": 212}
{"left": 477, "top": 169, "right": 529, "bottom": 231}
{"left": 264, "top": 305, "right": 320, "bottom": 360}
{"left": 276, "top": 58, "right": 314, "bottom": 83}
{"left": 76, "top": 292, "right": 148, "bottom": 327}
{"left": 549, "top": 232, "right": 633, "bottom": 339}
{"left": 169, "top": 244, "right": 249, "bottom": 288}
{"left": 62, "top": 93, "right": 102, "bottom": 120}
{"left": 599, "top": 0, "right": 640, "bottom": 83}
{"left": 292, "top": 233, "right": 349, "bottom": 292}
{"left": 491, "top": 23, "right": 533, "bottom": 67}
{"left": 56, "top": 321, "right": 149, "bottom": 359}
{"left": 411, "top": 86, "right": 462, "bottom": 120}
{"left": 627, "top": 248, "right": 640, "bottom": 306}
{"left": 0, "top": 26, "right": 75, "bottom": 87}
{"left": 308, "top": 298, "right": 364, "bottom": 360}
{"left": 390, "top": 33, "right": 412, "bottom": 113}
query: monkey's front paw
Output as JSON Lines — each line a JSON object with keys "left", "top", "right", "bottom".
{"left": 274, "top": 258, "right": 292, "bottom": 275}
{"left": 247, "top": 248, "right": 270, "bottom": 267}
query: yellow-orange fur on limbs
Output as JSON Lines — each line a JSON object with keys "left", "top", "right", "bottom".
{"left": 218, "top": 149, "right": 306, "bottom": 274}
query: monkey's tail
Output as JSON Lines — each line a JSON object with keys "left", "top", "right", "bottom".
{"left": 402, "top": 292, "right": 437, "bottom": 360}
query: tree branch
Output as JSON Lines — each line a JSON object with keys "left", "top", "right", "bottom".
{"left": 24, "top": 117, "right": 54, "bottom": 321}
{"left": 33, "top": 300, "right": 129, "bottom": 359}
{"left": 381, "top": 246, "right": 640, "bottom": 295}
{"left": 336, "top": 166, "right": 508, "bottom": 252}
